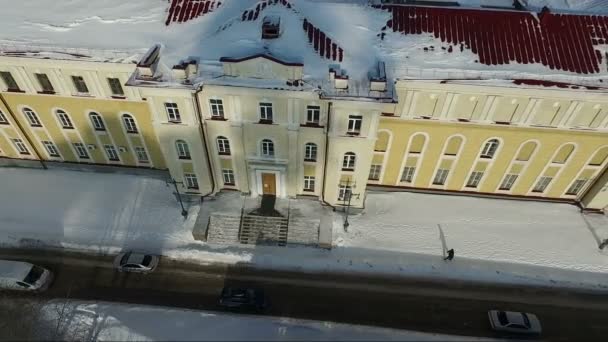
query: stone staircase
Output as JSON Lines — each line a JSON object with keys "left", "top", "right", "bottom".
{"left": 287, "top": 219, "right": 319, "bottom": 246}
{"left": 206, "top": 214, "right": 241, "bottom": 245}
{"left": 239, "top": 214, "right": 289, "bottom": 246}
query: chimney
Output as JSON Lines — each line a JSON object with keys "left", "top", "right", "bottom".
{"left": 137, "top": 44, "right": 161, "bottom": 79}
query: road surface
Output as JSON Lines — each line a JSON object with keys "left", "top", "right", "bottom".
{"left": 2, "top": 247, "right": 608, "bottom": 340}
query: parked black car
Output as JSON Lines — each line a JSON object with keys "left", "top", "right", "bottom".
{"left": 219, "top": 286, "right": 268, "bottom": 312}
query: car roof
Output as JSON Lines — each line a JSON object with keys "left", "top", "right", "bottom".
{"left": 505, "top": 311, "right": 526, "bottom": 325}
{"left": 126, "top": 253, "right": 146, "bottom": 264}
{"left": 0, "top": 260, "right": 33, "bottom": 280}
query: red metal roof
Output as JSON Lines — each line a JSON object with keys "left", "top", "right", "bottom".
{"left": 379, "top": 5, "right": 608, "bottom": 74}
{"left": 166, "top": 0, "right": 222, "bottom": 26}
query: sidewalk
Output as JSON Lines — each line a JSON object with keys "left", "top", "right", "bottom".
{"left": 1, "top": 167, "right": 607, "bottom": 291}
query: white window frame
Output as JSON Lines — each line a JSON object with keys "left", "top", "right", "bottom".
{"left": 338, "top": 185, "right": 352, "bottom": 201}
{"left": 104, "top": 144, "right": 120, "bottom": 161}
{"left": 107, "top": 77, "right": 124, "bottom": 96}
{"left": 222, "top": 169, "right": 235, "bottom": 185}
{"left": 71, "top": 75, "right": 89, "bottom": 94}
{"left": 566, "top": 179, "right": 587, "bottom": 195}
{"left": 303, "top": 176, "right": 315, "bottom": 192}
{"left": 57, "top": 110, "right": 73, "bottom": 129}
{"left": 23, "top": 108, "right": 41, "bottom": 127}
{"left": 480, "top": 139, "right": 500, "bottom": 159}
{"left": 306, "top": 105, "right": 320, "bottom": 124}
{"left": 342, "top": 152, "right": 356, "bottom": 170}
{"left": 0, "top": 110, "right": 8, "bottom": 124}
{"left": 184, "top": 173, "right": 199, "bottom": 190}
{"left": 42, "top": 141, "right": 60, "bottom": 157}
{"left": 90, "top": 113, "right": 105, "bottom": 130}
{"left": 261, "top": 139, "right": 274, "bottom": 157}
{"left": 73, "top": 142, "right": 89, "bottom": 159}
{"left": 35, "top": 73, "right": 54, "bottom": 93}
{"left": 165, "top": 102, "right": 181, "bottom": 123}
{"left": 347, "top": 115, "right": 362, "bottom": 134}
{"left": 401, "top": 166, "right": 415, "bottom": 183}
{"left": 304, "top": 143, "right": 317, "bottom": 162}
{"left": 499, "top": 174, "right": 518, "bottom": 191}
{"left": 369, "top": 164, "right": 382, "bottom": 180}
{"left": 134, "top": 146, "right": 149, "bottom": 163}
{"left": 466, "top": 171, "right": 484, "bottom": 188}
{"left": 532, "top": 176, "right": 552, "bottom": 193}
{"left": 260, "top": 102, "right": 273, "bottom": 121}
{"left": 12, "top": 139, "right": 29, "bottom": 154}
{"left": 217, "top": 136, "right": 230, "bottom": 155}
{"left": 433, "top": 169, "right": 449, "bottom": 185}
{"left": 176, "top": 140, "right": 191, "bottom": 159}
{"left": 210, "top": 99, "right": 224, "bottom": 118}
{"left": 0, "top": 71, "right": 20, "bottom": 91}
{"left": 122, "top": 114, "right": 138, "bottom": 134}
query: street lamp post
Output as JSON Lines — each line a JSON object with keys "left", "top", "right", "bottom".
{"left": 167, "top": 178, "right": 188, "bottom": 217}
{"left": 342, "top": 178, "right": 359, "bottom": 232}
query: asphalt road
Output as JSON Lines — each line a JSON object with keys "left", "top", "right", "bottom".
{"left": 2, "top": 247, "right": 608, "bottom": 340}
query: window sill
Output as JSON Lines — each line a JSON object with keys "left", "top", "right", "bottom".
{"left": 178, "top": 157, "right": 192, "bottom": 160}
{"left": 30, "top": 124, "right": 43, "bottom": 128}
{"left": 73, "top": 93, "right": 93, "bottom": 98}
{"left": 126, "top": 131, "right": 139, "bottom": 134}
{"left": 258, "top": 119, "right": 274, "bottom": 125}
{"left": 479, "top": 156, "right": 494, "bottom": 159}
{"left": 108, "top": 159, "right": 120, "bottom": 162}
{"left": 37, "top": 91, "right": 55, "bottom": 95}
{"left": 342, "top": 168, "right": 355, "bottom": 172}
{"left": 304, "top": 159, "right": 317, "bottom": 163}
{"left": 210, "top": 116, "right": 227, "bottom": 121}
{"left": 62, "top": 126, "right": 75, "bottom": 130}
{"left": 94, "top": 128, "right": 106, "bottom": 132}
{"left": 6, "top": 89, "right": 25, "bottom": 93}
{"left": 494, "top": 121, "right": 511, "bottom": 125}
{"left": 303, "top": 189, "right": 315, "bottom": 192}
{"left": 301, "top": 123, "right": 323, "bottom": 128}
{"left": 345, "top": 131, "right": 360, "bottom": 136}
{"left": 111, "top": 95, "right": 126, "bottom": 99}
{"left": 224, "top": 183, "right": 236, "bottom": 186}
{"left": 218, "top": 152, "right": 231, "bottom": 156}
{"left": 0, "top": 122, "right": 10, "bottom": 125}
{"left": 18, "top": 153, "right": 31, "bottom": 155}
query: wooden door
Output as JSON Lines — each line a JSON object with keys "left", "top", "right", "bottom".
{"left": 262, "top": 173, "right": 276, "bottom": 195}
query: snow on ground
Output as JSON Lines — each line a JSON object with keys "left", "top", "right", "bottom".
{"left": 1, "top": 167, "right": 608, "bottom": 291}
{"left": 38, "top": 300, "right": 485, "bottom": 341}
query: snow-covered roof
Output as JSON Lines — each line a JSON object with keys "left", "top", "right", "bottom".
{"left": 3, "top": 0, "right": 608, "bottom": 93}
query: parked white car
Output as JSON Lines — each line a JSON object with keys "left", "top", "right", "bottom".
{"left": 0, "top": 260, "right": 53, "bottom": 292}
{"left": 488, "top": 310, "right": 542, "bottom": 335}
{"left": 113, "top": 252, "right": 159, "bottom": 273}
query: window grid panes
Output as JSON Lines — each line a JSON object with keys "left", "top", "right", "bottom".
{"left": 304, "top": 176, "right": 315, "bottom": 192}
{"left": 12, "top": 139, "right": 29, "bottom": 154}
{"left": 499, "top": 174, "right": 518, "bottom": 191}
{"left": 338, "top": 185, "right": 352, "bottom": 201}
{"left": 165, "top": 103, "right": 181, "bottom": 122}
{"left": 217, "top": 137, "right": 230, "bottom": 155}
{"left": 73, "top": 142, "right": 89, "bottom": 159}
{"left": 369, "top": 164, "right": 382, "bottom": 180}
{"left": 260, "top": 102, "right": 273, "bottom": 121}
{"left": 71, "top": 76, "right": 89, "bottom": 93}
{"left": 35, "top": 73, "right": 54, "bottom": 93}
{"left": 342, "top": 152, "right": 356, "bottom": 170}
{"left": 401, "top": 166, "right": 415, "bottom": 183}
{"left": 466, "top": 171, "right": 484, "bottom": 188}
{"left": 210, "top": 99, "right": 224, "bottom": 118}
{"left": 347, "top": 115, "right": 362, "bottom": 134}
{"left": 307, "top": 106, "right": 320, "bottom": 124}
{"left": 0, "top": 110, "right": 8, "bottom": 124}
{"left": 90, "top": 113, "right": 105, "bottom": 130}
{"left": 532, "top": 176, "right": 552, "bottom": 193}
{"left": 480, "top": 139, "right": 499, "bottom": 159}
{"left": 123, "top": 115, "right": 138, "bottom": 133}
{"left": 184, "top": 173, "right": 199, "bottom": 189}
{"left": 57, "top": 110, "right": 73, "bottom": 129}
{"left": 176, "top": 140, "right": 191, "bottom": 159}
{"left": 107, "top": 78, "right": 124, "bottom": 96}
{"left": 433, "top": 169, "right": 449, "bottom": 185}
{"left": 42, "top": 141, "right": 60, "bottom": 157}
{"left": 23, "top": 108, "right": 41, "bottom": 127}
{"left": 261, "top": 139, "right": 274, "bottom": 157}
{"left": 222, "top": 169, "right": 235, "bottom": 185}
{"left": 104, "top": 144, "right": 120, "bottom": 161}
{"left": 135, "top": 147, "right": 149, "bottom": 163}
{"left": 566, "top": 179, "right": 588, "bottom": 195}
{"left": 305, "top": 143, "right": 317, "bottom": 162}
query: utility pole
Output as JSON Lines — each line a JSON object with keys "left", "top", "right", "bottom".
{"left": 342, "top": 178, "right": 359, "bottom": 232}
{"left": 167, "top": 178, "right": 188, "bottom": 217}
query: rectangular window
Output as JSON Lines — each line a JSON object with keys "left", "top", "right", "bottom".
{"left": 0, "top": 71, "right": 20, "bottom": 91}
{"left": 23, "top": 109, "right": 41, "bottom": 127}
{"left": 73, "top": 142, "right": 89, "bottom": 159}
{"left": 210, "top": 99, "right": 224, "bottom": 118}
{"left": 42, "top": 141, "right": 60, "bottom": 157}
{"left": 400, "top": 166, "right": 415, "bottom": 183}
{"left": 262, "top": 140, "right": 274, "bottom": 157}
{"left": 433, "top": 169, "right": 449, "bottom": 185}
{"left": 307, "top": 105, "right": 320, "bottom": 124}
{"left": 499, "top": 174, "right": 518, "bottom": 191}
{"left": 104, "top": 144, "right": 120, "bottom": 161}
{"left": 347, "top": 115, "right": 362, "bottom": 135}
{"left": 35, "top": 73, "right": 54, "bottom": 93}
{"left": 135, "top": 146, "right": 149, "bottom": 163}
{"left": 12, "top": 138, "right": 29, "bottom": 155}
{"left": 304, "top": 176, "right": 315, "bottom": 192}
{"left": 369, "top": 164, "right": 382, "bottom": 181}
{"left": 260, "top": 102, "right": 273, "bottom": 122}
{"left": 466, "top": 171, "right": 484, "bottom": 188}
{"left": 107, "top": 78, "right": 125, "bottom": 96}
{"left": 566, "top": 179, "right": 588, "bottom": 195}
{"left": 338, "top": 185, "right": 352, "bottom": 201}
{"left": 184, "top": 173, "right": 199, "bottom": 190}
{"left": 71, "top": 76, "right": 89, "bottom": 94}
{"left": 0, "top": 110, "right": 8, "bottom": 125}
{"left": 222, "top": 169, "right": 235, "bottom": 185}
{"left": 165, "top": 103, "right": 181, "bottom": 123}
{"left": 532, "top": 176, "right": 552, "bottom": 193}
{"left": 305, "top": 144, "right": 317, "bottom": 162}
{"left": 217, "top": 138, "right": 230, "bottom": 155}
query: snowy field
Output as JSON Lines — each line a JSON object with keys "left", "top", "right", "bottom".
{"left": 1, "top": 167, "right": 608, "bottom": 291}
{"left": 32, "top": 300, "right": 485, "bottom": 341}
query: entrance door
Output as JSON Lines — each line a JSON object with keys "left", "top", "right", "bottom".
{"left": 261, "top": 173, "right": 276, "bottom": 195}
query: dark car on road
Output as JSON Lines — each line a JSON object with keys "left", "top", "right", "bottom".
{"left": 219, "top": 286, "right": 268, "bottom": 312}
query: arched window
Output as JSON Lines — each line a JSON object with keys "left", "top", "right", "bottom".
{"left": 217, "top": 136, "right": 231, "bottom": 155}
{"left": 56, "top": 110, "right": 73, "bottom": 129}
{"left": 89, "top": 112, "right": 105, "bottom": 131}
{"left": 305, "top": 143, "right": 317, "bottom": 162}
{"left": 552, "top": 143, "right": 575, "bottom": 164}
{"left": 443, "top": 136, "right": 463, "bottom": 156}
{"left": 122, "top": 114, "right": 138, "bottom": 134}
{"left": 23, "top": 107, "right": 41, "bottom": 127}
{"left": 408, "top": 134, "right": 426, "bottom": 154}
{"left": 375, "top": 131, "right": 390, "bottom": 152}
{"left": 175, "top": 140, "right": 191, "bottom": 159}
{"left": 515, "top": 141, "right": 538, "bottom": 161}
{"left": 480, "top": 139, "right": 500, "bottom": 159}
{"left": 342, "top": 152, "right": 356, "bottom": 170}
{"left": 589, "top": 146, "right": 608, "bottom": 166}
{"left": 261, "top": 139, "right": 274, "bottom": 157}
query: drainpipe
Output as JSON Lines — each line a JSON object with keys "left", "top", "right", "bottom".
{"left": 0, "top": 93, "right": 46, "bottom": 169}
{"left": 193, "top": 85, "right": 216, "bottom": 197}
{"left": 320, "top": 101, "right": 335, "bottom": 210}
